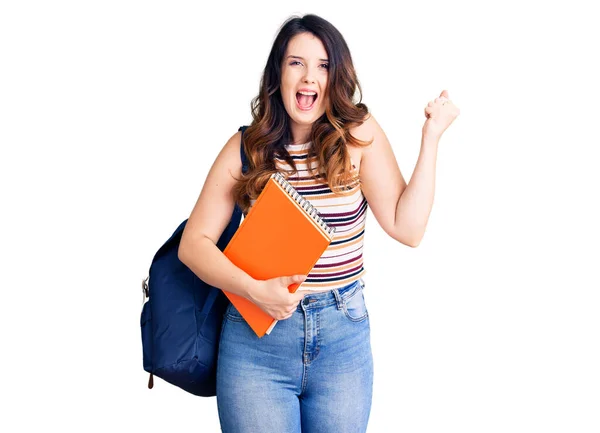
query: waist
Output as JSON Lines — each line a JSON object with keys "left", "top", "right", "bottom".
{"left": 295, "top": 278, "right": 365, "bottom": 311}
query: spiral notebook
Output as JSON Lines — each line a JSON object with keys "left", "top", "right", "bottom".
{"left": 222, "top": 172, "right": 336, "bottom": 338}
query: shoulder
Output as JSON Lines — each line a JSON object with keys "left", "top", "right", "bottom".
{"left": 349, "top": 111, "right": 377, "bottom": 138}
{"left": 214, "top": 129, "right": 243, "bottom": 179}
{"left": 347, "top": 113, "right": 379, "bottom": 169}
{"left": 222, "top": 129, "right": 243, "bottom": 157}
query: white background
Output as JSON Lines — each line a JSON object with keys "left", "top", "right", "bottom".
{"left": 2, "top": 1, "right": 599, "bottom": 432}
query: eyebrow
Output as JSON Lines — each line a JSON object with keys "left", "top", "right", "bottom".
{"left": 287, "top": 55, "right": 329, "bottom": 62}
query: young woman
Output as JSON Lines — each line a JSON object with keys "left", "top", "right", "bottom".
{"left": 179, "top": 13, "right": 459, "bottom": 433}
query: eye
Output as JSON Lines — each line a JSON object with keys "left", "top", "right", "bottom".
{"left": 289, "top": 61, "right": 329, "bottom": 70}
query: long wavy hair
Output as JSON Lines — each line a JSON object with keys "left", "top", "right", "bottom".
{"left": 232, "top": 14, "right": 373, "bottom": 215}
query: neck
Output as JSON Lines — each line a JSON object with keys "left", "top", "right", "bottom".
{"left": 290, "top": 122, "right": 312, "bottom": 145}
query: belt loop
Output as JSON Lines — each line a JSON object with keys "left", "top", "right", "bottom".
{"left": 332, "top": 288, "right": 343, "bottom": 310}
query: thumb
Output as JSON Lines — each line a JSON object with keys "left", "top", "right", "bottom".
{"left": 440, "top": 89, "right": 449, "bottom": 99}
{"left": 282, "top": 274, "right": 307, "bottom": 286}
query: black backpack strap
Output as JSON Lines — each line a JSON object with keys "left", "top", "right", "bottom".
{"left": 238, "top": 125, "right": 250, "bottom": 174}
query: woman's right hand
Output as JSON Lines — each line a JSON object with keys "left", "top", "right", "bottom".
{"left": 248, "top": 274, "right": 308, "bottom": 320}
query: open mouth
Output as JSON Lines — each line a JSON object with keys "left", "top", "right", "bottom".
{"left": 296, "top": 92, "right": 318, "bottom": 111}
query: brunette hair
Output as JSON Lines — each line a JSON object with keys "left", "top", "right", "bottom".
{"left": 232, "top": 13, "right": 373, "bottom": 215}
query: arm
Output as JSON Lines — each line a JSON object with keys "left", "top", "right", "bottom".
{"left": 354, "top": 114, "right": 438, "bottom": 247}
{"left": 393, "top": 133, "right": 439, "bottom": 247}
{"left": 178, "top": 130, "right": 259, "bottom": 299}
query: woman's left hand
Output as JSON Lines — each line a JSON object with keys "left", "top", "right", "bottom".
{"left": 422, "top": 89, "right": 460, "bottom": 139}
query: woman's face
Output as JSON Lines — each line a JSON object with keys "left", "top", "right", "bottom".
{"left": 280, "top": 32, "right": 329, "bottom": 140}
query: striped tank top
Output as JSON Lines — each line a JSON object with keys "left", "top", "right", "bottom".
{"left": 249, "top": 141, "right": 368, "bottom": 293}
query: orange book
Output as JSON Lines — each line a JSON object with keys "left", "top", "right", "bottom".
{"left": 222, "top": 172, "right": 336, "bottom": 338}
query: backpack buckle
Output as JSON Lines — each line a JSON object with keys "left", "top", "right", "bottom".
{"left": 142, "top": 276, "right": 149, "bottom": 303}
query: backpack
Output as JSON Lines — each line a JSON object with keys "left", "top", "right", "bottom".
{"left": 140, "top": 125, "right": 250, "bottom": 397}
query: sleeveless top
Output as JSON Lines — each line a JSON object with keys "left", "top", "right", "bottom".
{"left": 248, "top": 141, "right": 368, "bottom": 293}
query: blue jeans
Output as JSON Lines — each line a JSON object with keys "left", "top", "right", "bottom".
{"left": 216, "top": 278, "right": 373, "bottom": 433}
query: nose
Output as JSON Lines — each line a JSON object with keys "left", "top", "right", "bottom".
{"left": 302, "top": 70, "right": 316, "bottom": 84}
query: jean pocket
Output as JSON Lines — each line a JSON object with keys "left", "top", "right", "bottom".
{"left": 224, "top": 302, "right": 245, "bottom": 322}
{"left": 342, "top": 284, "right": 369, "bottom": 322}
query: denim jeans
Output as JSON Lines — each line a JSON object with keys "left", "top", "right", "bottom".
{"left": 216, "top": 278, "right": 373, "bottom": 433}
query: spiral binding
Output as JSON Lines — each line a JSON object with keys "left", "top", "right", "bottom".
{"left": 271, "top": 172, "right": 336, "bottom": 238}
